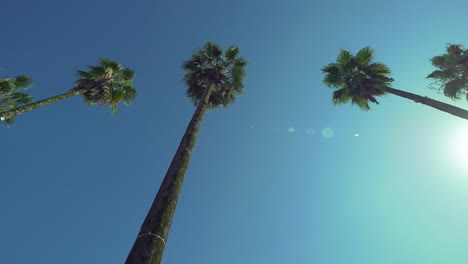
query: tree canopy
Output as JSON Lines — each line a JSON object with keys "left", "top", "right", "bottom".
{"left": 0, "top": 74, "right": 33, "bottom": 125}
{"left": 75, "top": 58, "right": 137, "bottom": 114}
{"left": 427, "top": 44, "right": 468, "bottom": 101}
{"left": 182, "top": 41, "right": 247, "bottom": 108}
{"left": 321, "top": 47, "right": 393, "bottom": 111}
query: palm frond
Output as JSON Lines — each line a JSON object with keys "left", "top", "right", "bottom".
{"left": 443, "top": 78, "right": 465, "bottom": 99}
{"left": 427, "top": 69, "right": 456, "bottom": 80}
{"left": 225, "top": 46, "right": 240, "bottom": 60}
{"left": 232, "top": 58, "right": 247, "bottom": 87}
{"left": 14, "top": 75, "right": 33, "bottom": 89}
{"left": 122, "top": 68, "right": 135, "bottom": 81}
{"left": 204, "top": 42, "right": 223, "bottom": 58}
{"left": 366, "top": 63, "right": 391, "bottom": 76}
{"left": 352, "top": 97, "right": 371, "bottom": 111}
{"left": 123, "top": 86, "right": 137, "bottom": 105}
{"left": 337, "top": 50, "right": 354, "bottom": 65}
{"left": 0, "top": 78, "right": 15, "bottom": 94}
{"left": 183, "top": 60, "right": 199, "bottom": 72}
{"left": 76, "top": 70, "right": 94, "bottom": 80}
{"left": 355, "top": 47, "right": 373, "bottom": 66}
{"left": 332, "top": 88, "right": 351, "bottom": 105}
{"left": 430, "top": 55, "right": 450, "bottom": 69}
{"left": 447, "top": 44, "right": 464, "bottom": 56}
{"left": 322, "top": 63, "right": 344, "bottom": 88}
{"left": 88, "top": 66, "right": 106, "bottom": 77}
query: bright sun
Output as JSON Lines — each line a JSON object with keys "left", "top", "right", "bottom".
{"left": 449, "top": 124, "right": 468, "bottom": 171}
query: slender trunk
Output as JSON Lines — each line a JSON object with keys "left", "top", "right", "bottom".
{"left": 0, "top": 88, "right": 88, "bottom": 121}
{"left": 125, "top": 84, "right": 213, "bottom": 264}
{"left": 384, "top": 87, "right": 468, "bottom": 121}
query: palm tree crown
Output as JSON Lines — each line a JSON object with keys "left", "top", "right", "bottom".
{"left": 0, "top": 58, "right": 136, "bottom": 125}
{"left": 427, "top": 44, "right": 468, "bottom": 101}
{"left": 182, "top": 41, "right": 247, "bottom": 108}
{"left": 0, "top": 74, "right": 33, "bottom": 125}
{"left": 75, "top": 58, "right": 136, "bottom": 113}
{"left": 321, "top": 47, "right": 393, "bottom": 111}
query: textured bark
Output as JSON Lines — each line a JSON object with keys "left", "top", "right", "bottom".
{"left": 125, "top": 85, "right": 213, "bottom": 264}
{"left": 0, "top": 88, "right": 88, "bottom": 120}
{"left": 384, "top": 87, "right": 468, "bottom": 121}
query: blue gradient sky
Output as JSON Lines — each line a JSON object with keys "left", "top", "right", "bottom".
{"left": 2, "top": 0, "right": 468, "bottom": 263}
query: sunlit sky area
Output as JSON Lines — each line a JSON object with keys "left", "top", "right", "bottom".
{"left": 2, "top": 0, "right": 468, "bottom": 263}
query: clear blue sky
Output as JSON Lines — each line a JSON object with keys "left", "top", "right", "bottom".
{"left": 2, "top": 0, "right": 468, "bottom": 263}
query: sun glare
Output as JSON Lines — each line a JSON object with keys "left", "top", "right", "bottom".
{"left": 449, "top": 125, "right": 468, "bottom": 171}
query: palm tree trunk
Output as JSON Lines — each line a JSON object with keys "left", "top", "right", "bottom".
{"left": 384, "top": 87, "right": 468, "bottom": 121}
{"left": 0, "top": 88, "right": 88, "bottom": 121}
{"left": 125, "top": 84, "right": 213, "bottom": 264}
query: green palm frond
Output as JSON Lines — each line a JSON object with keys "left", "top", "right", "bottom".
{"left": 447, "top": 44, "right": 463, "bottom": 56}
{"left": 0, "top": 78, "right": 15, "bottom": 94}
{"left": 87, "top": 66, "right": 106, "bottom": 77}
{"left": 430, "top": 55, "right": 451, "bottom": 69}
{"left": 14, "top": 75, "right": 33, "bottom": 89}
{"left": 0, "top": 75, "right": 32, "bottom": 94}
{"left": 321, "top": 64, "right": 344, "bottom": 88}
{"left": 322, "top": 46, "right": 392, "bottom": 111}
{"left": 355, "top": 47, "right": 373, "bottom": 66}
{"left": 122, "top": 68, "right": 136, "bottom": 80}
{"left": 225, "top": 46, "right": 240, "bottom": 60}
{"left": 443, "top": 79, "right": 466, "bottom": 99}
{"left": 366, "top": 63, "right": 392, "bottom": 76}
{"left": 204, "top": 42, "right": 223, "bottom": 58}
{"left": 337, "top": 50, "right": 354, "bottom": 65}
{"left": 183, "top": 58, "right": 201, "bottom": 72}
{"left": 74, "top": 58, "right": 136, "bottom": 113}
{"left": 76, "top": 70, "right": 94, "bottom": 80}
{"left": 183, "top": 41, "right": 247, "bottom": 109}
{"left": 352, "top": 97, "right": 371, "bottom": 111}
{"left": 427, "top": 69, "right": 456, "bottom": 81}
{"left": 332, "top": 88, "right": 351, "bottom": 105}
{"left": 231, "top": 58, "right": 247, "bottom": 89}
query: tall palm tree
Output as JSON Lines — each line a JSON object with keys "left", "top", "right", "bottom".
{"left": 0, "top": 58, "right": 136, "bottom": 123}
{"left": 427, "top": 44, "right": 468, "bottom": 101}
{"left": 322, "top": 47, "right": 468, "bottom": 120}
{"left": 0, "top": 74, "right": 33, "bottom": 125}
{"left": 125, "top": 41, "right": 247, "bottom": 264}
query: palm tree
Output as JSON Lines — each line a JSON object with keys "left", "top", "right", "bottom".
{"left": 322, "top": 47, "right": 468, "bottom": 120}
{"left": 0, "top": 74, "right": 33, "bottom": 125}
{"left": 427, "top": 44, "right": 468, "bottom": 101}
{"left": 0, "top": 58, "right": 136, "bottom": 123}
{"left": 125, "top": 41, "right": 247, "bottom": 264}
